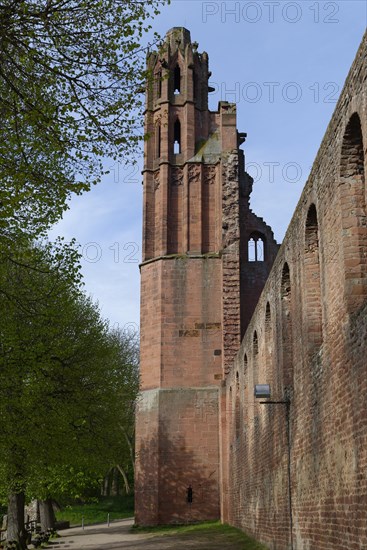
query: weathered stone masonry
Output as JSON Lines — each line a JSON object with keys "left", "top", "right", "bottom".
{"left": 136, "top": 26, "right": 367, "bottom": 550}
{"left": 135, "top": 27, "right": 278, "bottom": 526}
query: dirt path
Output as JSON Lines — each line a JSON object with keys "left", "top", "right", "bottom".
{"left": 44, "top": 518, "right": 253, "bottom": 549}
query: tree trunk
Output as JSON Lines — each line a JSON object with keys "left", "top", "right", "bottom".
{"left": 116, "top": 465, "right": 131, "bottom": 495}
{"left": 101, "top": 471, "right": 110, "bottom": 497}
{"left": 7, "top": 491, "right": 27, "bottom": 549}
{"left": 39, "top": 499, "right": 56, "bottom": 532}
{"left": 122, "top": 427, "right": 135, "bottom": 475}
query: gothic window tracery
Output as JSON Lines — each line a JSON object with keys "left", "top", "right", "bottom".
{"left": 248, "top": 233, "right": 265, "bottom": 262}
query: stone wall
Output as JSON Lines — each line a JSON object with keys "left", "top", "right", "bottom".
{"left": 223, "top": 32, "right": 367, "bottom": 550}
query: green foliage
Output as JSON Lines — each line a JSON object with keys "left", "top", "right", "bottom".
{"left": 56, "top": 495, "right": 134, "bottom": 526}
{"left": 0, "top": 0, "right": 168, "bottom": 239}
{"left": 0, "top": 239, "right": 139, "bottom": 505}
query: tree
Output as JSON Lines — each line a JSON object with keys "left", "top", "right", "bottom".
{"left": 0, "top": 240, "right": 140, "bottom": 545}
{"left": 0, "top": 0, "right": 167, "bottom": 239}
{"left": 99, "top": 326, "right": 140, "bottom": 497}
{"left": 33, "top": 327, "right": 139, "bottom": 532}
{"left": 0, "top": 240, "right": 84, "bottom": 546}
{"left": 27, "top": 326, "right": 140, "bottom": 532}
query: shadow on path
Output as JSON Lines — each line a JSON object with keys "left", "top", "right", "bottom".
{"left": 40, "top": 517, "right": 257, "bottom": 550}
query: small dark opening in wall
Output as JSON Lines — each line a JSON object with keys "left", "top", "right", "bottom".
{"left": 157, "top": 71, "right": 162, "bottom": 99}
{"left": 265, "top": 302, "right": 271, "bottom": 332}
{"left": 253, "top": 331, "right": 258, "bottom": 355}
{"left": 174, "top": 119, "right": 181, "bottom": 154}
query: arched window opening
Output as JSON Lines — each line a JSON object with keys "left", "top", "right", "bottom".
{"left": 281, "top": 263, "right": 291, "bottom": 304}
{"left": 248, "top": 238, "right": 256, "bottom": 261}
{"left": 253, "top": 331, "right": 258, "bottom": 355}
{"left": 305, "top": 204, "right": 318, "bottom": 250}
{"left": 243, "top": 354, "right": 248, "bottom": 425}
{"left": 157, "top": 70, "right": 162, "bottom": 99}
{"left": 174, "top": 64, "right": 181, "bottom": 95}
{"left": 229, "top": 386, "right": 233, "bottom": 441}
{"left": 305, "top": 204, "right": 322, "bottom": 350}
{"left": 264, "top": 301, "right": 273, "bottom": 387}
{"left": 235, "top": 372, "right": 240, "bottom": 439}
{"left": 281, "top": 263, "right": 293, "bottom": 391}
{"left": 248, "top": 233, "right": 265, "bottom": 262}
{"left": 265, "top": 302, "right": 271, "bottom": 333}
{"left": 340, "top": 112, "right": 366, "bottom": 311}
{"left": 173, "top": 119, "right": 181, "bottom": 154}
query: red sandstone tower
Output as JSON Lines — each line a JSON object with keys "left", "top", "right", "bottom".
{"left": 135, "top": 27, "right": 278, "bottom": 525}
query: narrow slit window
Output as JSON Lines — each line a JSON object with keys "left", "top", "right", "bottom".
{"left": 257, "top": 239, "right": 264, "bottom": 261}
{"left": 174, "top": 64, "right": 181, "bottom": 95}
{"left": 174, "top": 119, "right": 181, "bottom": 154}
{"left": 253, "top": 331, "right": 258, "bottom": 355}
{"left": 157, "top": 71, "right": 162, "bottom": 99}
{"left": 248, "top": 238, "right": 256, "bottom": 261}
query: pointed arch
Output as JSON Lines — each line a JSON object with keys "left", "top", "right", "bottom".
{"left": 265, "top": 302, "right": 271, "bottom": 334}
{"left": 264, "top": 301, "right": 273, "bottom": 384}
{"left": 243, "top": 354, "right": 249, "bottom": 425}
{"left": 253, "top": 330, "right": 259, "bottom": 356}
{"left": 252, "top": 330, "right": 259, "bottom": 393}
{"left": 281, "top": 263, "right": 293, "bottom": 392}
{"left": 339, "top": 112, "right": 366, "bottom": 311}
{"left": 304, "top": 204, "right": 323, "bottom": 352}
{"left": 235, "top": 371, "right": 240, "bottom": 439}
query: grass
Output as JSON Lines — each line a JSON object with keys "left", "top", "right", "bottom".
{"left": 55, "top": 498, "right": 268, "bottom": 548}
{"left": 133, "top": 520, "right": 269, "bottom": 549}
{"left": 55, "top": 495, "right": 134, "bottom": 527}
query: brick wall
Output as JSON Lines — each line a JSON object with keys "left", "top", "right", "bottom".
{"left": 223, "top": 31, "right": 367, "bottom": 550}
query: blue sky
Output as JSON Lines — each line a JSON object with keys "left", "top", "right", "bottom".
{"left": 49, "top": 0, "right": 367, "bottom": 332}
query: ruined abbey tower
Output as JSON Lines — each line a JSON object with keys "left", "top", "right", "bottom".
{"left": 135, "top": 27, "right": 278, "bottom": 525}
{"left": 136, "top": 27, "right": 367, "bottom": 550}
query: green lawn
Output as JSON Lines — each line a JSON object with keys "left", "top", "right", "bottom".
{"left": 133, "top": 521, "right": 269, "bottom": 549}
{"left": 56, "top": 495, "right": 134, "bottom": 526}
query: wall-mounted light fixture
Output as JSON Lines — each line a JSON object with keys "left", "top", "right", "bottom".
{"left": 254, "top": 384, "right": 271, "bottom": 399}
